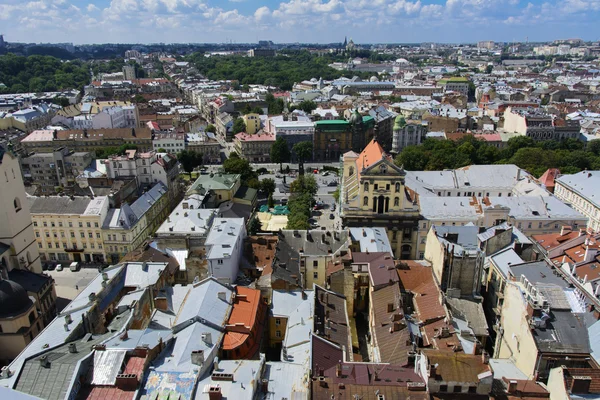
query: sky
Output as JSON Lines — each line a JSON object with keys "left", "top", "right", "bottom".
{"left": 1, "top": 0, "right": 600, "bottom": 45}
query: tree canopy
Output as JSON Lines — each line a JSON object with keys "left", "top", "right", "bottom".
{"left": 395, "top": 135, "right": 600, "bottom": 177}
{"left": 232, "top": 118, "right": 246, "bottom": 134}
{"left": 270, "top": 137, "right": 291, "bottom": 171}
{"left": 178, "top": 150, "right": 204, "bottom": 174}
{"left": 0, "top": 53, "right": 90, "bottom": 93}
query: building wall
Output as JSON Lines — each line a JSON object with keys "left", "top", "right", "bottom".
{"left": 425, "top": 228, "right": 446, "bottom": 288}
{"left": 555, "top": 181, "right": 599, "bottom": 232}
{"left": 303, "top": 255, "right": 328, "bottom": 289}
{"left": 546, "top": 367, "right": 569, "bottom": 400}
{"left": 268, "top": 315, "right": 288, "bottom": 347}
{"left": 503, "top": 110, "right": 528, "bottom": 135}
{"left": 242, "top": 113, "right": 260, "bottom": 135}
{"left": 0, "top": 152, "right": 42, "bottom": 273}
{"left": 0, "top": 306, "right": 41, "bottom": 364}
{"left": 496, "top": 282, "right": 539, "bottom": 376}
{"left": 33, "top": 213, "right": 107, "bottom": 263}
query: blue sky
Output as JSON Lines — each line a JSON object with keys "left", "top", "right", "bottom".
{"left": 1, "top": 0, "right": 600, "bottom": 44}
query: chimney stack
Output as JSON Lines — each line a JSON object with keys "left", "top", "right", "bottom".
{"left": 507, "top": 380, "right": 518, "bottom": 394}
{"left": 191, "top": 350, "right": 204, "bottom": 366}
{"left": 207, "top": 386, "right": 222, "bottom": 400}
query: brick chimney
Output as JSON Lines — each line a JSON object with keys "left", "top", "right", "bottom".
{"left": 208, "top": 386, "right": 222, "bottom": 400}
{"left": 507, "top": 380, "right": 518, "bottom": 393}
{"left": 115, "top": 374, "right": 138, "bottom": 391}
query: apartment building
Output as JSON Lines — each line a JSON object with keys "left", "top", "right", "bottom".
{"left": 105, "top": 150, "right": 181, "bottom": 203}
{"left": 103, "top": 182, "right": 170, "bottom": 263}
{"left": 555, "top": 170, "right": 600, "bottom": 232}
{"left": 29, "top": 196, "right": 110, "bottom": 263}
{"left": 20, "top": 148, "right": 93, "bottom": 194}
{"left": 437, "top": 77, "right": 470, "bottom": 97}
{"left": 503, "top": 107, "right": 580, "bottom": 141}
{"left": 242, "top": 113, "right": 261, "bottom": 135}
{"left": 233, "top": 131, "right": 275, "bottom": 162}
{"left": 391, "top": 115, "right": 428, "bottom": 154}
{"left": 21, "top": 128, "right": 153, "bottom": 153}
{"left": 152, "top": 132, "right": 185, "bottom": 153}
{"left": 204, "top": 218, "right": 247, "bottom": 284}
{"left": 186, "top": 132, "right": 221, "bottom": 164}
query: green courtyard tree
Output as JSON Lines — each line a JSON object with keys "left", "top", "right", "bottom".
{"left": 270, "top": 137, "right": 291, "bottom": 172}
{"left": 293, "top": 141, "right": 313, "bottom": 175}
{"left": 232, "top": 118, "right": 246, "bottom": 134}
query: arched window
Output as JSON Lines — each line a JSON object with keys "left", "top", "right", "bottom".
{"left": 364, "top": 182, "right": 369, "bottom": 192}
{"left": 349, "top": 166, "right": 354, "bottom": 176}
{"left": 14, "top": 197, "right": 22, "bottom": 212}
{"left": 395, "top": 183, "right": 401, "bottom": 193}
{"left": 28, "top": 312, "right": 35, "bottom": 324}
{"left": 363, "top": 197, "right": 369, "bottom": 206}
{"left": 394, "top": 197, "right": 399, "bottom": 207}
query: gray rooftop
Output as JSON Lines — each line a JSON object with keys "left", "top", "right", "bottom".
{"left": 535, "top": 310, "right": 590, "bottom": 354}
{"left": 509, "top": 260, "right": 568, "bottom": 287}
{"left": 445, "top": 297, "right": 489, "bottom": 337}
{"left": 279, "top": 230, "right": 350, "bottom": 256}
{"left": 29, "top": 196, "right": 91, "bottom": 215}
{"left": 556, "top": 170, "right": 600, "bottom": 209}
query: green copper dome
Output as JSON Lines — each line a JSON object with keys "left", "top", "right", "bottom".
{"left": 349, "top": 109, "right": 363, "bottom": 125}
{"left": 393, "top": 115, "right": 406, "bottom": 130}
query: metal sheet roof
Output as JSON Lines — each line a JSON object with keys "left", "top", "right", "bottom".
{"left": 91, "top": 350, "right": 126, "bottom": 385}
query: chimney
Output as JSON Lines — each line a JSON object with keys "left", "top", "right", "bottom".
{"left": 120, "top": 330, "right": 129, "bottom": 341}
{"left": 481, "top": 351, "right": 489, "bottom": 364}
{"left": 102, "top": 272, "right": 108, "bottom": 281}
{"left": 261, "top": 379, "right": 268, "bottom": 393}
{"left": 507, "top": 380, "right": 518, "bottom": 394}
{"left": 429, "top": 363, "right": 437, "bottom": 378}
{"left": 39, "top": 355, "right": 50, "bottom": 368}
{"left": 387, "top": 303, "right": 394, "bottom": 313}
{"left": 115, "top": 374, "right": 139, "bottom": 391}
{"left": 213, "top": 357, "right": 219, "bottom": 371}
{"left": 191, "top": 350, "right": 204, "bottom": 366}
{"left": 154, "top": 297, "right": 168, "bottom": 311}
{"left": 88, "top": 292, "right": 96, "bottom": 302}
{"left": 207, "top": 386, "right": 222, "bottom": 400}
{"left": 0, "top": 366, "right": 11, "bottom": 379}
{"left": 65, "top": 314, "right": 72, "bottom": 324}
{"left": 585, "top": 245, "right": 597, "bottom": 262}
{"left": 202, "top": 332, "right": 212, "bottom": 345}
{"left": 571, "top": 376, "right": 592, "bottom": 394}
{"left": 68, "top": 343, "right": 77, "bottom": 353}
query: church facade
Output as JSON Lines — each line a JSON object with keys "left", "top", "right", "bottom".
{"left": 339, "top": 139, "right": 421, "bottom": 259}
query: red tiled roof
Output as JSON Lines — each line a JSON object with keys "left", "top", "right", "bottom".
{"left": 123, "top": 356, "right": 145, "bottom": 378}
{"left": 223, "top": 286, "right": 262, "bottom": 351}
{"left": 538, "top": 168, "right": 560, "bottom": 189}
{"left": 85, "top": 386, "right": 135, "bottom": 400}
{"left": 356, "top": 139, "right": 385, "bottom": 173}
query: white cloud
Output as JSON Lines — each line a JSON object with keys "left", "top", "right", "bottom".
{"left": 254, "top": 6, "right": 271, "bottom": 21}
{"left": 87, "top": 3, "right": 99, "bottom": 12}
{"left": 389, "top": 0, "right": 421, "bottom": 14}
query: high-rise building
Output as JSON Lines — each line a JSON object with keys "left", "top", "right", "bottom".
{"left": 122, "top": 64, "right": 136, "bottom": 80}
{"left": 0, "top": 34, "right": 5, "bottom": 48}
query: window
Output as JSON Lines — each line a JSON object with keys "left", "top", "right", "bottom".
{"left": 45, "top": 232, "right": 50, "bottom": 238}
{"left": 420, "top": 237, "right": 426, "bottom": 244}
{"left": 33, "top": 221, "right": 38, "bottom": 227}
{"left": 83, "top": 243, "right": 87, "bottom": 249}
{"left": 80, "top": 232, "right": 85, "bottom": 238}
{"left": 35, "top": 232, "right": 40, "bottom": 238}
{"left": 98, "top": 244, "right": 102, "bottom": 249}
{"left": 275, "top": 330, "right": 281, "bottom": 338}
{"left": 51, "top": 222, "right": 55, "bottom": 227}
{"left": 440, "top": 385, "right": 448, "bottom": 392}
{"left": 38, "top": 243, "right": 43, "bottom": 248}
{"left": 43, "top": 222, "right": 47, "bottom": 227}
{"left": 91, "top": 243, "right": 95, "bottom": 249}
{"left": 275, "top": 318, "right": 281, "bottom": 326}
{"left": 468, "top": 386, "right": 477, "bottom": 394}
{"left": 419, "top": 252, "right": 425, "bottom": 259}
{"left": 528, "top": 222, "right": 532, "bottom": 229}
{"left": 94, "top": 222, "right": 99, "bottom": 228}
{"left": 374, "top": 184, "right": 378, "bottom": 190}
{"left": 386, "top": 184, "right": 390, "bottom": 191}
{"left": 48, "top": 243, "right": 52, "bottom": 248}
{"left": 395, "top": 183, "right": 401, "bottom": 193}
{"left": 122, "top": 234, "right": 127, "bottom": 241}
{"left": 69, "top": 222, "right": 73, "bottom": 228}
{"left": 364, "top": 182, "right": 369, "bottom": 192}
{"left": 363, "top": 197, "right": 369, "bottom": 206}
{"left": 86, "top": 222, "right": 91, "bottom": 228}
{"left": 313, "top": 260, "right": 318, "bottom": 267}
{"left": 79, "top": 222, "right": 83, "bottom": 228}
{"left": 447, "top": 192, "right": 451, "bottom": 196}
{"left": 63, "top": 243, "right": 67, "bottom": 248}
{"left": 538, "top": 222, "right": 542, "bottom": 228}
{"left": 14, "top": 197, "right": 21, "bottom": 212}
{"left": 453, "top": 385, "right": 462, "bottom": 393}
{"left": 313, "top": 272, "right": 318, "bottom": 279}
{"left": 394, "top": 197, "right": 399, "bottom": 207}
{"left": 217, "top": 259, "right": 224, "bottom": 265}
{"left": 96, "top": 233, "right": 101, "bottom": 239}
{"left": 61, "top": 232, "right": 65, "bottom": 238}
{"left": 59, "top": 222, "right": 63, "bottom": 227}
{"left": 71, "top": 232, "right": 75, "bottom": 238}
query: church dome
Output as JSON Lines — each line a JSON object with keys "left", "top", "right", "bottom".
{"left": 369, "top": 76, "right": 379, "bottom": 82}
{"left": 349, "top": 110, "right": 363, "bottom": 125}
{"left": 0, "top": 279, "right": 33, "bottom": 319}
{"left": 393, "top": 115, "right": 407, "bottom": 130}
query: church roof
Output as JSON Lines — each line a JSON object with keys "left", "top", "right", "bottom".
{"left": 357, "top": 139, "right": 386, "bottom": 173}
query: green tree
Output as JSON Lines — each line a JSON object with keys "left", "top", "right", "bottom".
{"left": 290, "top": 174, "right": 318, "bottom": 197}
{"left": 297, "top": 100, "right": 317, "bottom": 114}
{"left": 206, "top": 124, "right": 217, "bottom": 133}
{"left": 588, "top": 140, "right": 600, "bottom": 156}
{"left": 293, "top": 141, "right": 313, "bottom": 175}
{"left": 232, "top": 117, "right": 246, "bottom": 134}
{"left": 157, "top": 148, "right": 167, "bottom": 153}
{"left": 267, "top": 193, "right": 275, "bottom": 208}
{"left": 52, "top": 97, "right": 70, "bottom": 107}
{"left": 485, "top": 65, "right": 493, "bottom": 74}
{"left": 251, "top": 106, "right": 264, "bottom": 115}
{"left": 248, "top": 216, "right": 262, "bottom": 235}
{"left": 259, "top": 178, "right": 276, "bottom": 195}
{"left": 223, "top": 157, "right": 256, "bottom": 184}
{"left": 179, "top": 150, "right": 203, "bottom": 175}
{"left": 270, "top": 137, "right": 291, "bottom": 172}
{"left": 133, "top": 94, "right": 147, "bottom": 103}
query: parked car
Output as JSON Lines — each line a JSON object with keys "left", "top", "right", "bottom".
{"left": 42, "top": 263, "right": 48, "bottom": 271}
{"left": 56, "top": 264, "right": 63, "bottom": 272}
{"left": 330, "top": 204, "right": 336, "bottom": 211}
{"left": 70, "top": 262, "right": 80, "bottom": 272}
{"left": 46, "top": 261, "right": 57, "bottom": 271}
{"left": 327, "top": 181, "right": 338, "bottom": 187}
{"left": 329, "top": 213, "right": 335, "bottom": 220}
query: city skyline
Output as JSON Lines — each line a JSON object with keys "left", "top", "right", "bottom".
{"left": 1, "top": 0, "right": 600, "bottom": 45}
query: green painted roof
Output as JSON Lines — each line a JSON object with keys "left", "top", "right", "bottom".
{"left": 315, "top": 120, "right": 350, "bottom": 125}
{"left": 187, "top": 172, "right": 240, "bottom": 195}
